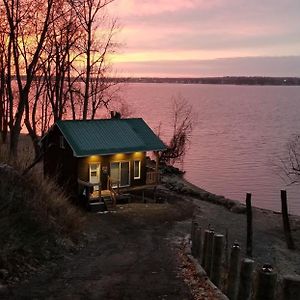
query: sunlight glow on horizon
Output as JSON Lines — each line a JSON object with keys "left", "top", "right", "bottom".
{"left": 107, "top": 0, "right": 300, "bottom": 77}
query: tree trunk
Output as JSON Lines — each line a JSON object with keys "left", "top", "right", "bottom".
{"left": 83, "top": 22, "right": 92, "bottom": 120}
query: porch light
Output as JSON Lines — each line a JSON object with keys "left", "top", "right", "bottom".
{"left": 88, "top": 155, "right": 99, "bottom": 162}
{"left": 133, "top": 151, "right": 143, "bottom": 157}
{"left": 114, "top": 153, "right": 125, "bottom": 160}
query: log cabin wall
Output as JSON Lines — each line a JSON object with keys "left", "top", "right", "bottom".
{"left": 43, "top": 126, "right": 78, "bottom": 196}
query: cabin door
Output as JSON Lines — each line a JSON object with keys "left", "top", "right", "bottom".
{"left": 89, "top": 163, "right": 101, "bottom": 191}
{"left": 110, "top": 161, "right": 130, "bottom": 188}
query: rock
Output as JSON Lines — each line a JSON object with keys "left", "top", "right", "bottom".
{"left": 0, "top": 283, "right": 9, "bottom": 296}
{"left": 231, "top": 204, "right": 246, "bottom": 214}
{"left": 0, "top": 269, "right": 9, "bottom": 280}
{"left": 214, "top": 195, "right": 227, "bottom": 205}
{"left": 200, "top": 192, "right": 209, "bottom": 200}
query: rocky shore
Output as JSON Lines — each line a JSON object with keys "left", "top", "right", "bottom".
{"left": 160, "top": 166, "right": 300, "bottom": 278}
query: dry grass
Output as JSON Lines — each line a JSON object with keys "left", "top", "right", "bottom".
{"left": 0, "top": 137, "right": 85, "bottom": 276}
{"left": 0, "top": 134, "right": 35, "bottom": 171}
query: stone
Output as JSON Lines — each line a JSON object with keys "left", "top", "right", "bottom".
{"left": 231, "top": 204, "right": 246, "bottom": 214}
{"left": 0, "top": 269, "right": 9, "bottom": 280}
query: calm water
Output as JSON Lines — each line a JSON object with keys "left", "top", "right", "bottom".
{"left": 120, "top": 83, "right": 300, "bottom": 215}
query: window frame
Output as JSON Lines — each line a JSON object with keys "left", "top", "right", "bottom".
{"left": 133, "top": 160, "right": 141, "bottom": 180}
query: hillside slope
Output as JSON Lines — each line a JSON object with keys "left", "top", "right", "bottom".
{"left": 0, "top": 164, "right": 85, "bottom": 285}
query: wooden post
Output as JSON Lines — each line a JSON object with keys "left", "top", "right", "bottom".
{"left": 191, "top": 221, "right": 198, "bottom": 254}
{"left": 225, "top": 228, "right": 229, "bottom": 269}
{"left": 86, "top": 186, "right": 90, "bottom": 209}
{"left": 204, "top": 229, "right": 215, "bottom": 276}
{"left": 282, "top": 275, "right": 300, "bottom": 300}
{"left": 281, "top": 190, "right": 295, "bottom": 250}
{"left": 227, "top": 241, "right": 241, "bottom": 300}
{"left": 191, "top": 220, "right": 198, "bottom": 244}
{"left": 255, "top": 264, "right": 277, "bottom": 300}
{"left": 238, "top": 258, "right": 254, "bottom": 300}
{"left": 154, "top": 151, "right": 159, "bottom": 184}
{"left": 192, "top": 227, "right": 202, "bottom": 259}
{"left": 202, "top": 229, "right": 209, "bottom": 266}
{"left": 246, "top": 193, "right": 253, "bottom": 257}
{"left": 211, "top": 234, "right": 224, "bottom": 287}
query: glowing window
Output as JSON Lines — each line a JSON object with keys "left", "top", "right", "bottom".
{"left": 134, "top": 160, "right": 141, "bottom": 179}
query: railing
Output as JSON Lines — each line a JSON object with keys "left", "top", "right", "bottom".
{"left": 77, "top": 179, "right": 101, "bottom": 201}
{"left": 146, "top": 171, "right": 160, "bottom": 185}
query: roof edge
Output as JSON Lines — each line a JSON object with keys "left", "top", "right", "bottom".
{"left": 55, "top": 122, "right": 79, "bottom": 157}
{"left": 73, "top": 147, "right": 167, "bottom": 158}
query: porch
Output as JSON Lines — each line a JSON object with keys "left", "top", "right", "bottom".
{"left": 77, "top": 171, "right": 161, "bottom": 211}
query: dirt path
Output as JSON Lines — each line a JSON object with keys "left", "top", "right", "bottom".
{"left": 8, "top": 200, "right": 197, "bottom": 300}
{"left": 8, "top": 179, "right": 299, "bottom": 299}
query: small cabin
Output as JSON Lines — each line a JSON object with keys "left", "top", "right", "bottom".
{"left": 41, "top": 117, "right": 166, "bottom": 210}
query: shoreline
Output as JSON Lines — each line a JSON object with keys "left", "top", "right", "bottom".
{"left": 164, "top": 172, "right": 300, "bottom": 217}
{"left": 160, "top": 171, "right": 300, "bottom": 277}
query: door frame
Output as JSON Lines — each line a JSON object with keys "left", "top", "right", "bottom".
{"left": 89, "top": 162, "right": 101, "bottom": 191}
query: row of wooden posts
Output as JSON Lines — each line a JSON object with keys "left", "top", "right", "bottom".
{"left": 190, "top": 190, "right": 299, "bottom": 300}
{"left": 191, "top": 222, "right": 299, "bottom": 300}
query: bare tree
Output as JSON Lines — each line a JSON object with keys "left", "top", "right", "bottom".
{"left": 1, "top": 0, "right": 121, "bottom": 160}
{"left": 68, "top": 0, "right": 118, "bottom": 120}
{"left": 280, "top": 135, "right": 300, "bottom": 185}
{"left": 0, "top": 7, "right": 9, "bottom": 143}
{"left": 2, "top": 0, "right": 54, "bottom": 157}
{"left": 160, "top": 95, "right": 196, "bottom": 165}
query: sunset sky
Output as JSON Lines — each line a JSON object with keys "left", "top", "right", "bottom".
{"left": 109, "top": 0, "right": 300, "bottom": 77}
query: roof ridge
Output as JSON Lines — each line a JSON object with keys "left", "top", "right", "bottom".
{"left": 57, "top": 118, "right": 143, "bottom": 123}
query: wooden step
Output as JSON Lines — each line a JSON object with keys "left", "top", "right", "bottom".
{"left": 89, "top": 201, "right": 107, "bottom": 212}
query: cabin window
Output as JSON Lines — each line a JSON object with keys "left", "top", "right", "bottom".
{"left": 134, "top": 160, "right": 141, "bottom": 179}
{"left": 59, "top": 136, "right": 65, "bottom": 149}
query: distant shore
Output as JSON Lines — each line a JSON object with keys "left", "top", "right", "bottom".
{"left": 122, "top": 76, "right": 300, "bottom": 86}
{"left": 13, "top": 75, "right": 300, "bottom": 86}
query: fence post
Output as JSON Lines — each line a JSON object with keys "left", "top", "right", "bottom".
{"left": 225, "top": 228, "right": 229, "bottom": 269}
{"left": 204, "top": 229, "right": 215, "bottom": 276}
{"left": 255, "top": 264, "right": 277, "bottom": 300}
{"left": 202, "top": 229, "right": 209, "bottom": 266}
{"left": 281, "top": 190, "right": 295, "bottom": 250}
{"left": 192, "top": 225, "right": 201, "bottom": 257}
{"left": 211, "top": 234, "right": 224, "bottom": 287}
{"left": 246, "top": 193, "right": 253, "bottom": 257}
{"left": 227, "top": 241, "right": 241, "bottom": 300}
{"left": 282, "top": 275, "right": 300, "bottom": 300}
{"left": 193, "top": 227, "right": 202, "bottom": 259}
{"left": 238, "top": 258, "right": 254, "bottom": 300}
{"left": 191, "top": 220, "right": 198, "bottom": 243}
{"left": 191, "top": 221, "right": 198, "bottom": 255}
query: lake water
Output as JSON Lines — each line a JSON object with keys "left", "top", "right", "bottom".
{"left": 120, "top": 83, "right": 300, "bottom": 215}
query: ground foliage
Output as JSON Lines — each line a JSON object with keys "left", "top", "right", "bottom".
{"left": 0, "top": 164, "right": 85, "bottom": 281}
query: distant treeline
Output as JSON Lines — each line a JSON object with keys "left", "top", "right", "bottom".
{"left": 121, "top": 76, "right": 300, "bottom": 86}
{"left": 22, "top": 75, "right": 300, "bottom": 86}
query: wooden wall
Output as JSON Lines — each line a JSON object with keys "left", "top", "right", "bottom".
{"left": 77, "top": 152, "right": 146, "bottom": 190}
{"left": 43, "top": 126, "right": 78, "bottom": 196}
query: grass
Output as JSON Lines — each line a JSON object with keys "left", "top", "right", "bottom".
{"left": 0, "top": 137, "right": 85, "bottom": 277}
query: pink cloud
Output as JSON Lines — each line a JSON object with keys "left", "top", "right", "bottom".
{"left": 110, "top": 0, "right": 220, "bottom": 17}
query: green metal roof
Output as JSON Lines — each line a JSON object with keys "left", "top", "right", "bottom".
{"left": 56, "top": 118, "right": 166, "bottom": 157}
